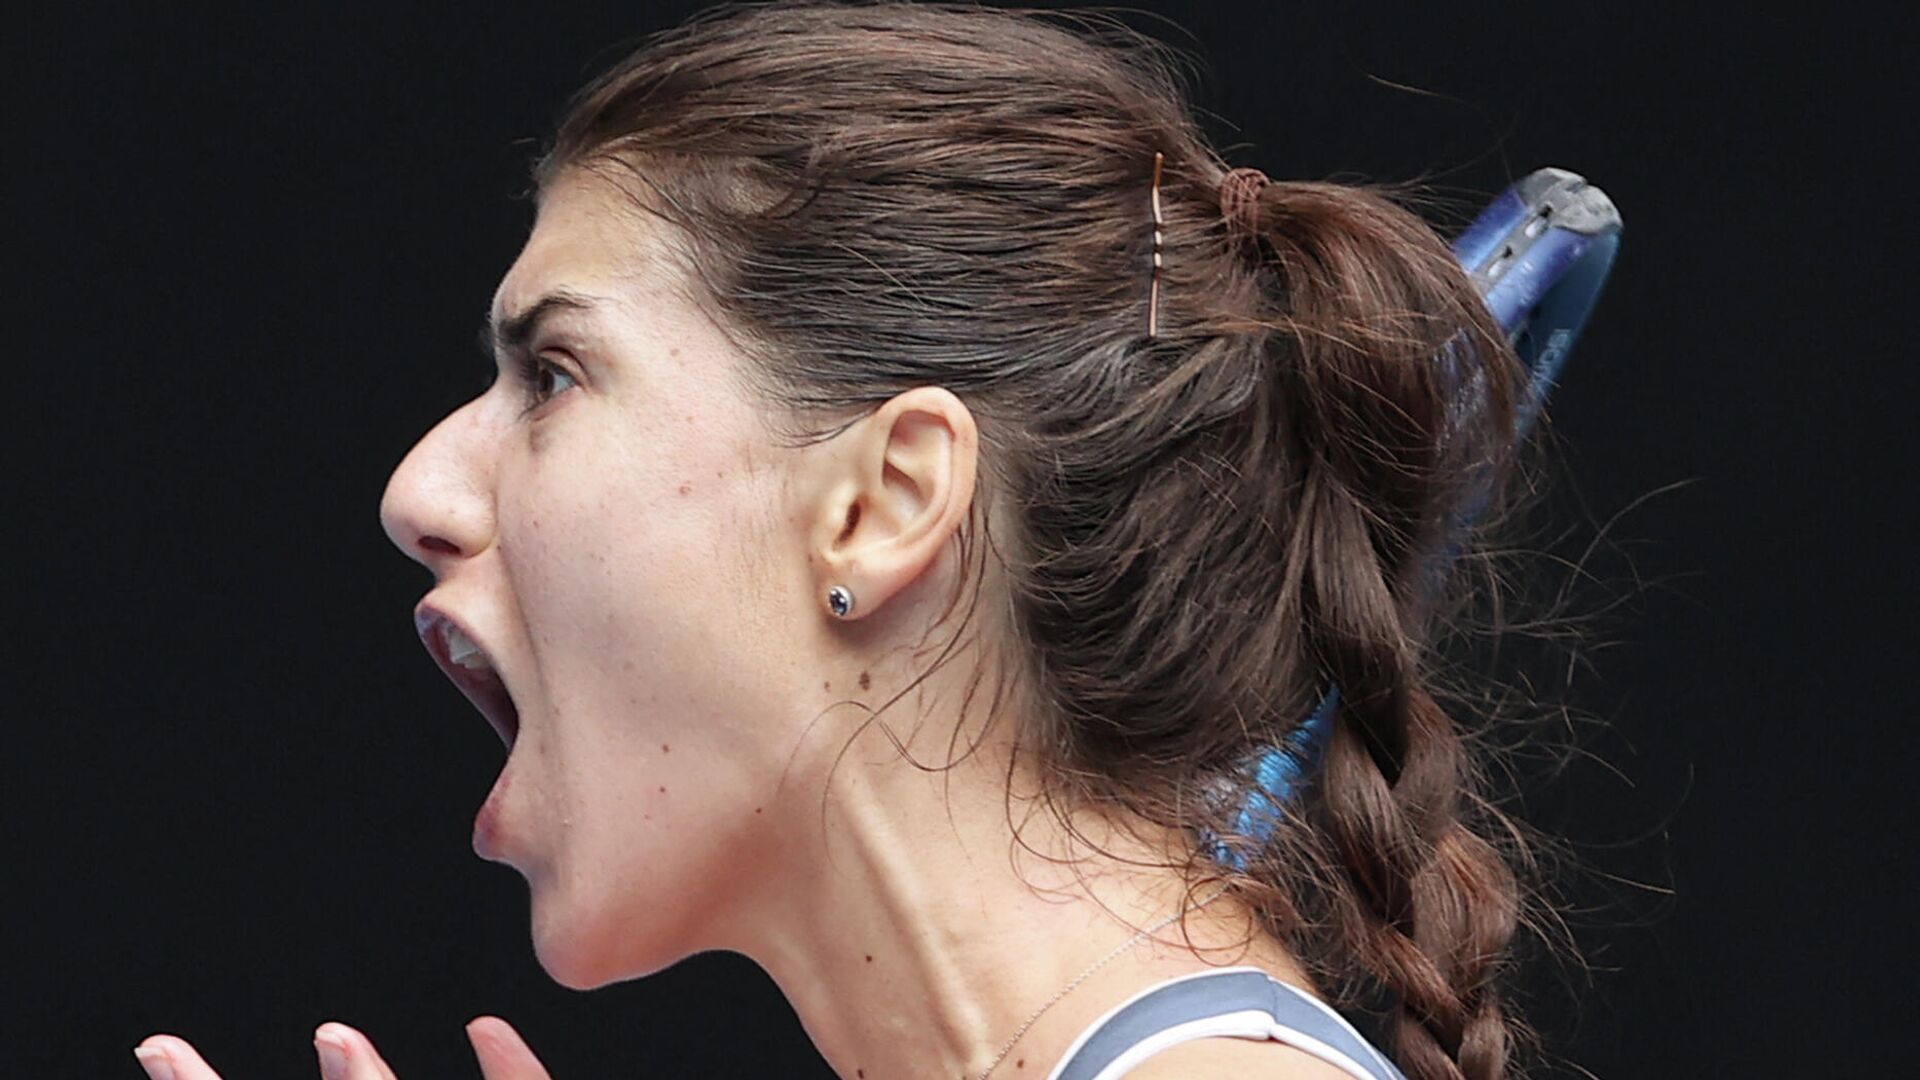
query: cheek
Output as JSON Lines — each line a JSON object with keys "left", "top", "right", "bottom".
{"left": 490, "top": 419, "right": 795, "bottom": 972}
{"left": 500, "top": 419, "right": 703, "bottom": 626}
{"left": 495, "top": 419, "right": 773, "bottom": 745}
{"left": 535, "top": 514, "right": 723, "bottom": 678}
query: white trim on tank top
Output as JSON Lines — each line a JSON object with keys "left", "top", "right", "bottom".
{"left": 1042, "top": 965, "right": 1400, "bottom": 1080}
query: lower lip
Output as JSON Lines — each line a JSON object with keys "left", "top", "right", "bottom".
{"left": 472, "top": 764, "right": 513, "bottom": 860}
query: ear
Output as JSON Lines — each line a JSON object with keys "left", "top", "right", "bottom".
{"left": 805, "top": 386, "right": 978, "bottom": 620}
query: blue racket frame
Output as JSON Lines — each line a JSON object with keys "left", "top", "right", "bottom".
{"left": 1207, "top": 167, "right": 1623, "bottom": 871}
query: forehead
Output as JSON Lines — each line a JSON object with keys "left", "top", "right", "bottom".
{"left": 490, "top": 169, "right": 673, "bottom": 325}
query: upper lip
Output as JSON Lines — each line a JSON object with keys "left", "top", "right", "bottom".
{"left": 413, "top": 603, "right": 519, "bottom": 750}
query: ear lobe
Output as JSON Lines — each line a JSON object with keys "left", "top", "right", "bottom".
{"left": 813, "top": 387, "right": 977, "bottom": 619}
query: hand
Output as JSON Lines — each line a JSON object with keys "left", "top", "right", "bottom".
{"left": 132, "top": 1016, "right": 554, "bottom": 1080}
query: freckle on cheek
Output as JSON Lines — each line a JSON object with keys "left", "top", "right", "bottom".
{"left": 858, "top": 671, "right": 871, "bottom": 690}
{"left": 678, "top": 483, "right": 692, "bottom": 496}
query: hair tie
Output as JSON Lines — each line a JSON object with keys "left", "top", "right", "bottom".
{"left": 1219, "top": 166, "right": 1271, "bottom": 240}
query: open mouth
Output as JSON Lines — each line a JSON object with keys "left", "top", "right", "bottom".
{"left": 415, "top": 608, "right": 521, "bottom": 750}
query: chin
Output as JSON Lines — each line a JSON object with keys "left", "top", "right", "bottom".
{"left": 534, "top": 941, "right": 618, "bottom": 992}
{"left": 528, "top": 880, "right": 689, "bottom": 991}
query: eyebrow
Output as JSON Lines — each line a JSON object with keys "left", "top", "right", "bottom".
{"left": 483, "top": 288, "right": 601, "bottom": 356}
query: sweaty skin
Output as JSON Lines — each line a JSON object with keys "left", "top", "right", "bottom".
{"left": 135, "top": 168, "right": 1349, "bottom": 1080}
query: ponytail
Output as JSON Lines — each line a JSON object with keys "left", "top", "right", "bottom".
{"left": 1242, "top": 178, "right": 1528, "bottom": 1080}
{"left": 535, "top": 8, "right": 1549, "bottom": 1075}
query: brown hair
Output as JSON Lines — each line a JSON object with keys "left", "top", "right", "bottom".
{"left": 537, "top": 3, "right": 1544, "bottom": 1077}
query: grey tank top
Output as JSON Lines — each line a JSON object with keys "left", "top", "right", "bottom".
{"left": 1043, "top": 966, "right": 1406, "bottom": 1080}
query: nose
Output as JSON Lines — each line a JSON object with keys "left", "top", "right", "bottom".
{"left": 380, "top": 398, "right": 497, "bottom": 576}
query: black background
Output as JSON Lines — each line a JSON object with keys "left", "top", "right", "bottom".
{"left": 10, "top": 2, "right": 1910, "bottom": 1076}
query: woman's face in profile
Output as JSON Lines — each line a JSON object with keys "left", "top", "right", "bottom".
{"left": 378, "top": 169, "right": 812, "bottom": 989}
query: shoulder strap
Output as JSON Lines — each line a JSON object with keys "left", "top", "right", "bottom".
{"left": 1045, "top": 967, "right": 1403, "bottom": 1080}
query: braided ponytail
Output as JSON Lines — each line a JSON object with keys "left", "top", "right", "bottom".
{"left": 1244, "top": 178, "right": 1529, "bottom": 1080}
{"left": 534, "top": 6, "right": 1552, "bottom": 1075}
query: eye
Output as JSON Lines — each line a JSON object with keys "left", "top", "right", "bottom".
{"left": 514, "top": 353, "right": 580, "bottom": 414}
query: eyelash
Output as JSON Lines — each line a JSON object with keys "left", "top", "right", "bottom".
{"left": 512, "top": 352, "right": 580, "bottom": 415}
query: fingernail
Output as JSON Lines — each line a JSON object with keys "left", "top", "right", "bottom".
{"left": 314, "top": 1029, "right": 350, "bottom": 1080}
{"left": 133, "top": 1046, "right": 176, "bottom": 1080}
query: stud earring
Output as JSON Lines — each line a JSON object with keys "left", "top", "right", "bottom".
{"left": 826, "top": 585, "right": 855, "bottom": 618}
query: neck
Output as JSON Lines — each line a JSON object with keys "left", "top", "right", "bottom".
{"left": 708, "top": 707, "right": 1300, "bottom": 1080}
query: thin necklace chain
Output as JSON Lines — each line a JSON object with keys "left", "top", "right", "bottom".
{"left": 973, "top": 884, "right": 1233, "bottom": 1080}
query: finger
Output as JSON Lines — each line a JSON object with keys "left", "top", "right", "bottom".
{"left": 314, "top": 1022, "right": 401, "bottom": 1080}
{"left": 134, "top": 1034, "right": 227, "bottom": 1080}
{"left": 466, "top": 1016, "right": 555, "bottom": 1080}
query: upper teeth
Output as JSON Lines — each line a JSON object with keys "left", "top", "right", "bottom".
{"left": 446, "top": 626, "right": 492, "bottom": 671}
